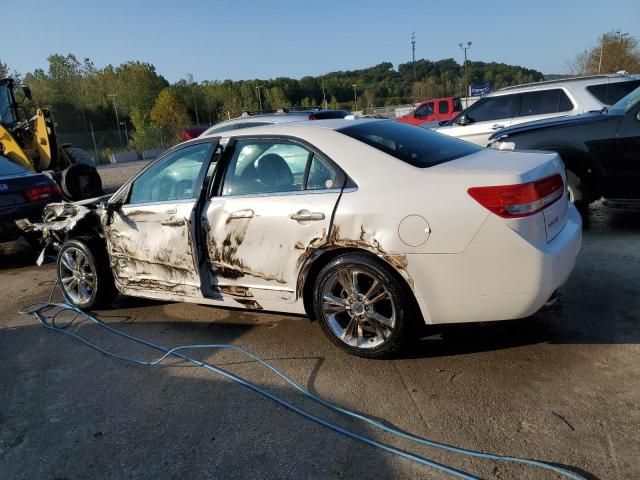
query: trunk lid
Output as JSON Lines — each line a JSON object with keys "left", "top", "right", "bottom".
{"left": 434, "top": 148, "right": 569, "bottom": 245}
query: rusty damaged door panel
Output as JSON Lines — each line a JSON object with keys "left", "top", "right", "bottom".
{"left": 107, "top": 200, "right": 202, "bottom": 297}
{"left": 203, "top": 191, "right": 340, "bottom": 302}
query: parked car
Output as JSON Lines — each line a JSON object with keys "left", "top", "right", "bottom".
{"left": 396, "top": 96, "right": 463, "bottom": 126}
{"left": 32, "top": 119, "right": 580, "bottom": 358}
{"left": 181, "top": 126, "right": 208, "bottom": 140}
{"left": 436, "top": 73, "right": 640, "bottom": 146}
{"left": 0, "top": 155, "right": 62, "bottom": 245}
{"left": 488, "top": 85, "right": 640, "bottom": 210}
{"left": 201, "top": 108, "right": 350, "bottom": 136}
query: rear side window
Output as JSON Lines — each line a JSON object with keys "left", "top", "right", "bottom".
{"left": 0, "top": 156, "right": 30, "bottom": 176}
{"left": 438, "top": 101, "right": 450, "bottom": 114}
{"left": 516, "top": 89, "right": 574, "bottom": 117}
{"left": 339, "top": 120, "right": 481, "bottom": 168}
{"left": 587, "top": 80, "right": 640, "bottom": 105}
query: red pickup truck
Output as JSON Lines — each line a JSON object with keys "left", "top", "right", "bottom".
{"left": 396, "top": 96, "right": 463, "bottom": 126}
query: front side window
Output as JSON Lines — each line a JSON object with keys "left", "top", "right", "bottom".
{"left": 128, "top": 143, "right": 211, "bottom": 204}
{"left": 0, "top": 85, "right": 16, "bottom": 127}
{"left": 516, "top": 89, "right": 574, "bottom": 117}
{"left": 221, "top": 139, "right": 341, "bottom": 196}
{"left": 464, "top": 95, "right": 515, "bottom": 122}
{"left": 339, "top": 120, "right": 481, "bottom": 168}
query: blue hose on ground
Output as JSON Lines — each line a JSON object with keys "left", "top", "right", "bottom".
{"left": 20, "top": 300, "right": 587, "bottom": 480}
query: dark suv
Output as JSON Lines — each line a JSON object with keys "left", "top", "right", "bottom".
{"left": 488, "top": 86, "right": 640, "bottom": 209}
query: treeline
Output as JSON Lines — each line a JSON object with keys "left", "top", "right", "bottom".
{"left": 2, "top": 54, "right": 543, "bottom": 149}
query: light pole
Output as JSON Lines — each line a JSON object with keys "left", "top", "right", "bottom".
{"left": 256, "top": 85, "right": 263, "bottom": 112}
{"left": 459, "top": 42, "right": 472, "bottom": 108}
{"left": 352, "top": 84, "right": 358, "bottom": 111}
{"left": 107, "top": 93, "right": 123, "bottom": 146}
{"left": 321, "top": 77, "right": 328, "bottom": 109}
{"left": 411, "top": 32, "right": 416, "bottom": 80}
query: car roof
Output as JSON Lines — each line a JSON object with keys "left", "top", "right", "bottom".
{"left": 492, "top": 73, "right": 640, "bottom": 95}
{"left": 200, "top": 117, "right": 381, "bottom": 139}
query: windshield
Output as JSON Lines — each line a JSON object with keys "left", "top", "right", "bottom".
{"left": 0, "top": 84, "right": 17, "bottom": 127}
{"left": 608, "top": 86, "right": 640, "bottom": 115}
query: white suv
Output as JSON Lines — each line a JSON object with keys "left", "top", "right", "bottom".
{"left": 435, "top": 73, "right": 640, "bottom": 146}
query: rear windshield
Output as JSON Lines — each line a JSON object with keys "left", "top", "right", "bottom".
{"left": 0, "top": 156, "right": 30, "bottom": 176}
{"left": 587, "top": 80, "right": 640, "bottom": 105}
{"left": 338, "top": 120, "right": 481, "bottom": 168}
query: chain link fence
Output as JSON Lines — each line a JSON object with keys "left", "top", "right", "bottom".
{"left": 57, "top": 130, "right": 163, "bottom": 165}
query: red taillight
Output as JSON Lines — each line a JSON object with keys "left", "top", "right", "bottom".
{"left": 467, "top": 174, "right": 565, "bottom": 218}
{"left": 23, "top": 184, "right": 61, "bottom": 203}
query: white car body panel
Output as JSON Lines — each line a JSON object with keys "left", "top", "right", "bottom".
{"left": 41, "top": 119, "right": 582, "bottom": 326}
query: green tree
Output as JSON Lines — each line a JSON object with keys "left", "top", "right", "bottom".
{"left": 150, "top": 88, "right": 191, "bottom": 146}
{"left": 569, "top": 31, "right": 640, "bottom": 75}
{"left": 130, "top": 108, "right": 163, "bottom": 151}
{"left": 0, "top": 59, "right": 8, "bottom": 78}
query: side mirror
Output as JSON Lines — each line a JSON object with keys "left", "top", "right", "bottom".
{"left": 21, "top": 85, "right": 32, "bottom": 101}
{"left": 456, "top": 114, "right": 474, "bottom": 126}
{"left": 636, "top": 110, "right": 640, "bottom": 123}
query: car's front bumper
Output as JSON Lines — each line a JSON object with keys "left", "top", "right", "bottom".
{"left": 408, "top": 205, "right": 582, "bottom": 325}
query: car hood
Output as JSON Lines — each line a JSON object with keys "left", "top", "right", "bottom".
{"left": 488, "top": 111, "right": 614, "bottom": 140}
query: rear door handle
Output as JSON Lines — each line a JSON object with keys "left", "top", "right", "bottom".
{"left": 491, "top": 124, "right": 505, "bottom": 130}
{"left": 228, "top": 209, "right": 255, "bottom": 220}
{"left": 289, "top": 210, "right": 325, "bottom": 222}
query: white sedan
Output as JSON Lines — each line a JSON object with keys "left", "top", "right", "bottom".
{"left": 40, "top": 119, "right": 581, "bottom": 358}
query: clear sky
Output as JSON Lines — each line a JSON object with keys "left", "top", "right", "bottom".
{"left": 4, "top": 0, "right": 639, "bottom": 82}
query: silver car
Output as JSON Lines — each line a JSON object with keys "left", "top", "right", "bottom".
{"left": 201, "top": 109, "right": 350, "bottom": 136}
{"left": 436, "top": 73, "right": 640, "bottom": 146}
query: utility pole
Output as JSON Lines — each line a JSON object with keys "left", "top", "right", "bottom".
{"left": 256, "top": 85, "right": 263, "bottom": 112}
{"left": 352, "top": 84, "right": 358, "bottom": 111}
{"left": 107, "top": 93, "right": 123, "bottom": 146}
{"left": 411, "top": 32, "right": 416, "bottom": 80}
{"left": 459, "top": 42, "right": 472, "bottom": 108}
{"left": 321, "top": 77, "right": 328, "bottom": 109}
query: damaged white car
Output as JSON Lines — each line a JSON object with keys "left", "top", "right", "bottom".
{"left": 32, "top": 119, "right": 581, "bottom": 358}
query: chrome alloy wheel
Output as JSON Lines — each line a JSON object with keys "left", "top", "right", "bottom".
{"left": 59, "top": 246, "right": 96, "bottom": 305}
{"left": 321, "top": 268, "right": 396, "bottom": 349}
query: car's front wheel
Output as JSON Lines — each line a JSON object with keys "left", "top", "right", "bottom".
{"left": 313, "top": 253, "right": 416, "bottom": 358}
{"left": 57, "top": 237, "right": 117, "bottom": 309}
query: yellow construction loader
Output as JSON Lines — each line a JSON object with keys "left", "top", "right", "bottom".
{"left": 0, "top": 77, "right": 103, "bottom": 200}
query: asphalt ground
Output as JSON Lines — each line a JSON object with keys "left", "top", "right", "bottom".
{"left": 0, "top": 162, "right": 639, "bottom": 479}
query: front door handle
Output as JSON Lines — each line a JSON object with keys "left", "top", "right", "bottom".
{"left": 290, "top": 210, "right": 325, "bottom": 222}
{"left": 491, "top": 124, "right": 505, "bottom": 130}
{"left": 228, "top": 208, "right": 255, "bottom": 220}
{"left": 165, "top": 208, "right": 177, "bottom": 214}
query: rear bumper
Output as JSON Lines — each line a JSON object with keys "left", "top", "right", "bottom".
{"left": 0, "top": 201, "right": 51, "bottom": 242}
{"left": 409, "top": 205, "right": 582, "bottom": 324}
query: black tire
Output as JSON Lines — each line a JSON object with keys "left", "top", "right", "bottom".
{"left": 312, "top": 252, "right": 417, "bottom": 359}
{"left": 566, "top": 169, "right": 589, "bottom": 212}
{"left": 56, "top": 236, "right": 117, "bottom": 309}
{"left": 64, "top": 146, "right": 95, "bottom": 166}
{"left": 60, "top": 163, "right": 104, "bottom": 200}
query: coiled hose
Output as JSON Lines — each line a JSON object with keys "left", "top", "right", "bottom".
{"left": 20, "top": 287, "right": 587, "bottom": 480}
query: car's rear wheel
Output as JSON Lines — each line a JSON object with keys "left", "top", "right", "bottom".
{"left": 313, "top": 253, "right": 415, "bottom": 358}
{"left": 57, "top": 237, "right": 117, "bottom": 309}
